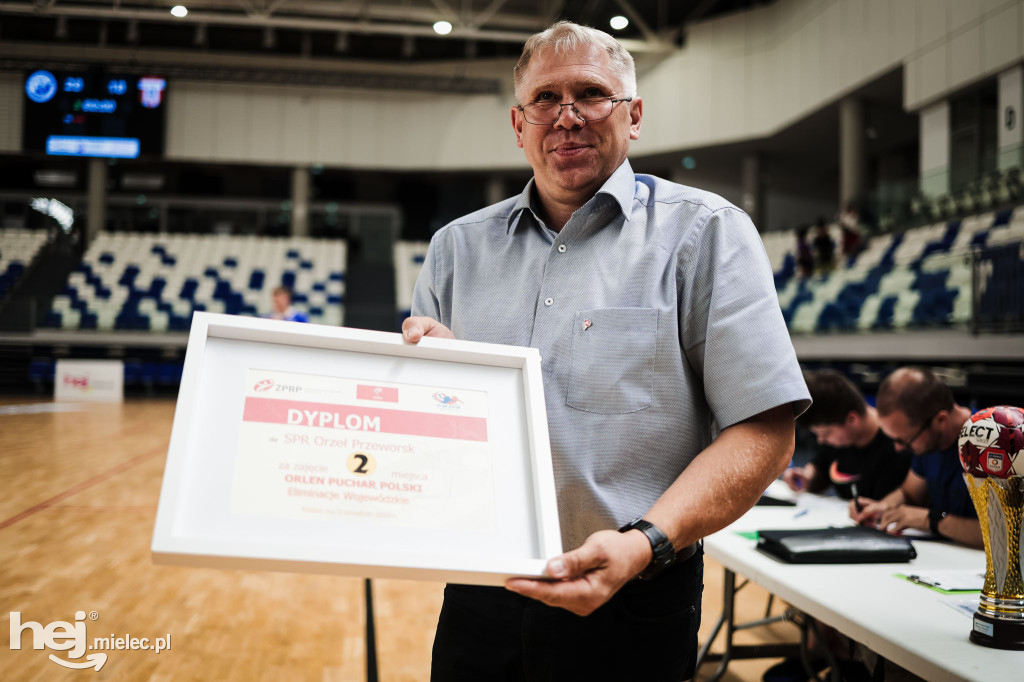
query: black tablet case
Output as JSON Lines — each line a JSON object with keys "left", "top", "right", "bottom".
{"left": 756, "top": 526, "right": 917, "bottom": 564}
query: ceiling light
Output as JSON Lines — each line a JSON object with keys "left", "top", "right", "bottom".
{"left": 170, "top": 5, "right": 188, "bottom": 18}
{"left": 610, "top": 16, "right": 628, "bottom": 31}
{"left": 433, "top": 20, "right": 453, "bottom": 35}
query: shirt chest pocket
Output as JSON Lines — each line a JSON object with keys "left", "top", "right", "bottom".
{"left": 566, "top": 307, "right": 658, "bottom": 414}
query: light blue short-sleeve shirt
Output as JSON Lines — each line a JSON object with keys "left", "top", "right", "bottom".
{"left": 412, "top": 160, "right": 810, "bottom": 550}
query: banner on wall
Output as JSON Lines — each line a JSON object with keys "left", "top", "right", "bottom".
{"left": 55, "top": 360, "right": 124, "bottom": 402}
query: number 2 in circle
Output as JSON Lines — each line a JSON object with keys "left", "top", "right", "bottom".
{"left": 347, "top": 452, "right": 376, "bottom": 476}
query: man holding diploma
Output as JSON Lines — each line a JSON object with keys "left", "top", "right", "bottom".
{"left": 404, "top": 21, "right": 809, "bottom": 681}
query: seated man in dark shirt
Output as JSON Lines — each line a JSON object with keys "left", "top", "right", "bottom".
{"left": 783, "top": 370, "right": 910, "bottom": 500}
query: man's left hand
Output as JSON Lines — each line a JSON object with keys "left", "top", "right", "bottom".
{"left": 505, "top": 528, "right": 651, "bottom": 616}
{"left": 879, "top": 504, "right": 929, "bottom": 535}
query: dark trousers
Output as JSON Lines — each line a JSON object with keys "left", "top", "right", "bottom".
{"left": 431, "top": 546, "right": 703, "bottom": 682}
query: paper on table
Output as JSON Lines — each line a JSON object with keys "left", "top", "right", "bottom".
{"left": 941, "top": 595, "right": 981, "bottom": 618}
{"left": 897, "top": 570, "right": 984, "bottom": 592}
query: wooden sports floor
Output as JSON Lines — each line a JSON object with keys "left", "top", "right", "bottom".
{"left": 0, "top": 398, "right": 798, "bottom": 681}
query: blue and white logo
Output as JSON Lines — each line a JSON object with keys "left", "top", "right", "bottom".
{"left": 25, "top": 70, "right": 58, "bottom": 103}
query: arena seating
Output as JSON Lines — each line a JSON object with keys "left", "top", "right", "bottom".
{"left": 0, "top": 228, "right": 48, "bottom": 303}
{"left": 44, "top": 233, "right": 346, "bottom": 331}
{"left": 394, "top": 240, "right": 430, "bottom": 324}
{"left": 770, "top": 206, "right": 1024, "bottom": 334}
{"left": 389, "top": 215, "right": 1023, "bottom": 337}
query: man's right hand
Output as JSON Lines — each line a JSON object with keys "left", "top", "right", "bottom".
{"left": 850, "top": 497, "right": 888, "bottom": 527}
{"left": 781, "top": 466, "right": 809, "bottom": 492}
{"left": 402, "top": 316, "right": 455, "bottom": 343}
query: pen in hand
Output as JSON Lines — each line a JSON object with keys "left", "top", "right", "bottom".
{"left": 851, "top": 482, "right": 863, "bottom": 514}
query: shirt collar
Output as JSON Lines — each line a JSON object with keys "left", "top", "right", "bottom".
{"left": 505, "top": 159, "right": 636, "bottom": 235}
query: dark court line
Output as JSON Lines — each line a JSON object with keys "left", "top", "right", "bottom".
{"left": 0, "top": 447, "right": 165, "bottom": 531}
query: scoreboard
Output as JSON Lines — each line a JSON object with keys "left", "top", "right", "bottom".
{"left": 22, "top": 68, "right": 167, "bottom": 159}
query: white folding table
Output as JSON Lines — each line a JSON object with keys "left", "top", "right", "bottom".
{"left": 699, "top": 500, "right": 1021, "bottom": 681}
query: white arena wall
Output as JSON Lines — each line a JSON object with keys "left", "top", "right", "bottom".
{"left": 1, "top": 0, "right": 1022, "bottom": 170}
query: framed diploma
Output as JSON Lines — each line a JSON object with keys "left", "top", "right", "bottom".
{"left": 151, "top": 312, "right": 562, "bottom": 586}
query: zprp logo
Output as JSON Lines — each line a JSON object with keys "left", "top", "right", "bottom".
{"left": 432, "top": 392, "right": 463, "bottom": 408}
{"left": 254, "top": 379, "right": 274, "bottom": 392}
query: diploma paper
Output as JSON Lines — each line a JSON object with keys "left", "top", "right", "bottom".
{"left": 232, "top": 368, "right": 496, "bottom": 533}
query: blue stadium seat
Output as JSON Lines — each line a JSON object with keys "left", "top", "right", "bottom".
{"left": 179, "top": 279, "right": 198, "bottom": 300}
{"left": 773, "top": 253, "right": 795, "bottom": 290}
{"left": 158, "top": 363, "right": 183, "bottom": 385}
{"left": 119, "top": 266, "right": 140, "bottom": 288}
{"left": 992, "top": 209, "right": 1014, "bottom": 228}
{"left": 873, "top": 296, "right": 898, "bottom": 329}
{"left": 123, "top": 360, "right": 142, "bottom": 386}
{"left": 28, "top": 358, "right": 55, "bottom": 384}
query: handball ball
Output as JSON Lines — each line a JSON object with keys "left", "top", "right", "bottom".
{"left": 958, "top": 406, "right": 1024, "bottom": 478}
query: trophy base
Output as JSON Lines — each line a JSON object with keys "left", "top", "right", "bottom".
{"left": 969, "top": 612, "right": 1024, "bottom": 650}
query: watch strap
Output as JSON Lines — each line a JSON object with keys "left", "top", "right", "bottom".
{"left": 929, "top": 508, "right": 948, "bottom": 536}
{"left": 618, "top": 517, "right": 676, "bottom": 580}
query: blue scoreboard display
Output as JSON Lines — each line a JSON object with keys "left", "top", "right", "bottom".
{"left": 22, "top": 68, "right": 167, "bottom": 159}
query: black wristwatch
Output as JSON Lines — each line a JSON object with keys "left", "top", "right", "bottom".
{"left": 929, "top": 508, "right": 948, "bottom": 536}
{"left": 619, "top": 517, "right": 676, "bottom": 580}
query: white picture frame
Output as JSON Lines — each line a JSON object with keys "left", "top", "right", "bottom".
{"left": 152, "top": 312, "right": 562, "bottom": 586}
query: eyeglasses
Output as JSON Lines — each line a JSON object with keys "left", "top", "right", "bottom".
{"left": 892, "top": 411, "right": 939, "bottom": 449}
{"left": 517, "top": 96, "right": 632, "bottom": 126}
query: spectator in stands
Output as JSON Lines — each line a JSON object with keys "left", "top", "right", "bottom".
{"left": 783, "top": 370, "right": 910, "bottom": 500}
{"left": 402, "top": 20, "right": 809, "bottom": 681}
{"left": 850, "top": 367, "right": 981, "bottom": 548}
{"left": 266, "top": 286, "right": 309, "bottom": 323}
{"left": 811, "top": 217, "right": 835, "bottom": 274}
{"left": 838, "top": 202, "right": 862, "bottom": 261}
{"left": 795, "top": 225, "right": 814, "bottom": 278}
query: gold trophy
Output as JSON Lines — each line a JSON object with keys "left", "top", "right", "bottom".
{"left": 958, "top": 405, "right": 1024, "bottom": 649}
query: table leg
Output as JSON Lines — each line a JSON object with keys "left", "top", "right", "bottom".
{"left": 696, "top": 568, "right": 802, "bottom": 681}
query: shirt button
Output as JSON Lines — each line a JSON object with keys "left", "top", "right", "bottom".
{"left": 544, "top": 297, "right": 553, "bottom": 306}
{"left": 557, "top": 244, "right": 567, "bottom": 253}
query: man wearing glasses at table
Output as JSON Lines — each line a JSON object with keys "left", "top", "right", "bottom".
{"left": 850, "top": 367, "right": 981, "bottom": 548}
{"left": 403, "top": 19, "right": 809, "bottom": 682}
